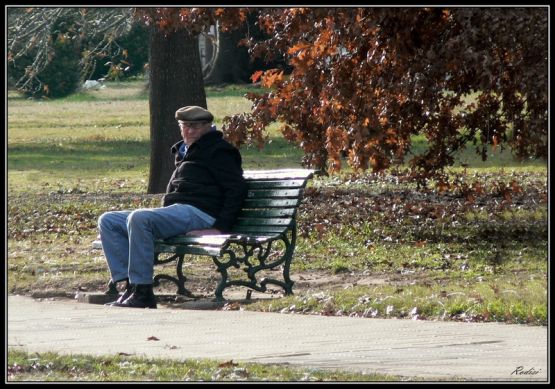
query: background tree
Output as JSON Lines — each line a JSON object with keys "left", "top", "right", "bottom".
{"left": 135, "top": 8, "right": 210, "bottom": 193}
{"left": 7, "top": 7, "right": 247, "bottom": 193}
{"left": 203, "top": 22, "right": 250, "bottom": 85}
{"left": 203, "top": 13, "right": 290, "bottom": 85}
{"left": 223, "top": 7, "right": 548, "bottom": 189}
{"left": 133, "top": 8, "right": 248, "bottom": 192}
{"left": 8, "top": 8, "right": 135, "bottom": 96}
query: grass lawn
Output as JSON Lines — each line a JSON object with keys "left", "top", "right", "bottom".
{"left": 7, "top": 80, "right": 548, "bottom": 380}
{"left": 7, "top": 349, "right": 411, "bottom": 382}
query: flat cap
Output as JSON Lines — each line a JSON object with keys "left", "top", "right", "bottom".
{"left": 175, "top": 106, "right": 214, "bottom": 123}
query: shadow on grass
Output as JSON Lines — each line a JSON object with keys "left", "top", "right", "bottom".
{"left": 240, "top": 137, "right": 304, "bottom": 169}
{"left": 8, "top": 139, "right": 150, "bottom": 172}
{"left": 8, "top": 137, "right": 305, "bottom": 173}
{"left": 411, "top": 222, "right": 547, "bottom": 246}
{"left": 409, "top": 137, "right": 546, "bottom": 169}
{"left": 9, "top": 133, "right": 543, "bottom": 176}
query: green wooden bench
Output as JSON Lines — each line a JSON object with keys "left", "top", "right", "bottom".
{"left": 93, "top": 169, "right": 314, "bottom": 301}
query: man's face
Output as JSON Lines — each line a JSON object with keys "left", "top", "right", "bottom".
{"left": 179, "top": 121, "right": 212, "bottom": 145}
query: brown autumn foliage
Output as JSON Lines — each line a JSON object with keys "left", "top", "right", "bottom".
{"left": 10, "top": 7, "right": 545, "bottom": 191}
{"left": 218, "top": 7, "right": 547, "bottom": 189}
{"left": 133, "top": 7, "right": 247, "bottom": 35}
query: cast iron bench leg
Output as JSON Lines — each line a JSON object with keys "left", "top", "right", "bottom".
{"left": 153, "top": 253, "right": 195, "bottom": 298}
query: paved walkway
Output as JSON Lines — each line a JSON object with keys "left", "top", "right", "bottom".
{"left": 7, "top": 295, "right": 548, "bottom": 382}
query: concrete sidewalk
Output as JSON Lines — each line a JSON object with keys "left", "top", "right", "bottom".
{"left": 7, "top": 295, "right": 548, "bottom": 382}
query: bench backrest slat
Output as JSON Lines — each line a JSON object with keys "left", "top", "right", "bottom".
{"left": 242, "top": 198, "right": 300, "bottom": 209}
{"left": 231, "top": 225, "right": 290, "bottom": 234}
{"left": 236, "top": 217, "right": 293, "bottom": 227}
{"left": 239, "top": 208, "right": 296, "bottom": 218}
{"left": 246, "top": 188, "right": 303, "bottom": 199}
{"left": 229, "top": 169, "right": 314, "bottom": 238}
{"left": 247, "top": 179, "right": 307, "bottom": 189}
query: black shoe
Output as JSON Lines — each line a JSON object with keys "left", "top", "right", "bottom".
{"left": 104, "top": 279, "right": 119, "bottom": 296}
{"left": 113, "top": 284, "right": 157, "bottom": 309}
{"left": 105, "top": 280, "right": 133, "bottom": 306}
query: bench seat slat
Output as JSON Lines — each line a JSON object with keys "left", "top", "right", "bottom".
{"left": 159, "top": 235, "right": 231, "bottom": 246}
{"left": 92, "top": 240, "right": 103, "bottom": 250}
{"left": 155, "top": 243, "right": 223, "bottom": 257}
{"left": 156, "top": 230, "right": 288, "bottom": 248}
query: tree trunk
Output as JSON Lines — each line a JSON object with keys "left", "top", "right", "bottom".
{"left": 203, "top": 25, "right": 250, "bottom": 85}
{"left": 147, "top": 28, "right": 207, "bottom": 194}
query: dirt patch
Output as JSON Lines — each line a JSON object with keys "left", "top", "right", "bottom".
{"left": 152, "top": 268, "right": 395, "bottom": 302}
{"left": 21, "top": 267, "right": 395, "bottom": 304}
{"left": 294, "top": 269, "right": 389, "bottom": 289}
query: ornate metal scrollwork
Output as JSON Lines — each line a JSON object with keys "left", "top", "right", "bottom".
{"left": 210, "top": 224, "right": 298, "bottom": 301}
{"left": 153, "top": 252, "right": 195, "bottom": 298}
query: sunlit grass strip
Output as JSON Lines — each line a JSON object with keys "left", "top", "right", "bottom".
{"left": 7, "top": 349, "right": 408, "bottom": 382}
{"left": 246, "top": 277, "right": 547, "bottom": 325}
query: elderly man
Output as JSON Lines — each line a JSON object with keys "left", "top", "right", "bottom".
{"left": 97, "top": 106, "right": 247, "bottom": 308}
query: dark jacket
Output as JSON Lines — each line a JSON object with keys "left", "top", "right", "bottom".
{"left": 162, "top": 131, "right": 247, "bottom": 232}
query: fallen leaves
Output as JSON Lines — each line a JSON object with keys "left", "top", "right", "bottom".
{"left": 8, "top": 192, "right": 161, "bottom": 240}
{"left": 298, "top": 170, "right": 547, "bottom": 244}
{"left": 218, "top": 360, "right": 238, "bottom": 368}
{"left": 221, "top": 302, "right": 242, "bottom": 311}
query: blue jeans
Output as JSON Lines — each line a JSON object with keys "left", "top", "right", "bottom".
{"left": 98, "top": 204, "right": 215, "bottom": 285}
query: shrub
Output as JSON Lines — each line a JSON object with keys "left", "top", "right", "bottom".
{"left": 9, "top": 14, "right": 81, "bottom": 99}
{"left": 86, "top": 22, "right": 149, "bottom": 81}
{"left": 38, "top": 37, "right": 81, "bottom": 98}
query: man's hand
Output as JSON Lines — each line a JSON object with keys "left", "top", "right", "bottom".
{"left": 186, "top": 228, "right": 223, "bottom": 237}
